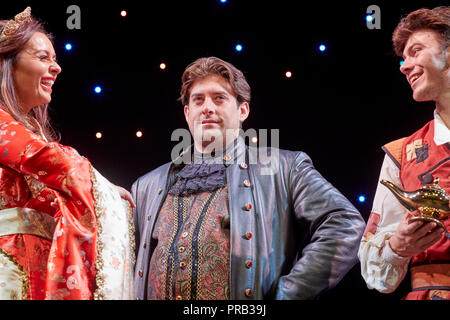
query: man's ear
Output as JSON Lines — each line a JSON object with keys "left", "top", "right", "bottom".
{"left": 184, "top": 105, "right": 189, "bottom": 122}
{"left": 239, "top": 102, "right": 250, "bottom": 123}
{"left": 445, "top": 46, "right": 450, "bottom": 69}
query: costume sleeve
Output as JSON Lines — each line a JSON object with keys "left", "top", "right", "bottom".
{"left": 358, "top": 154, "right": 411, "bottom": 293}
{"left": 275, "top": 152, "right": 365, "bottom": 299}
{"left": 0, "top": 109, "right": 101, "bottom": 299}
{"left": 0, "top": 110, "right": 93, "bottom": 209}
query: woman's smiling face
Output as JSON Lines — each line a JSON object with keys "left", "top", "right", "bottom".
{"left": 12, "top": 31, "right": 61, "bottom": 113}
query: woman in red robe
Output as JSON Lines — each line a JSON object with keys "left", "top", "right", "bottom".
{"left": 0, "top": 7, "right": 135, "bottom": 300}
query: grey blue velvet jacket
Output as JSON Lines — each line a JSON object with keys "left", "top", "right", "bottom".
{"left": 131, "top": 138, "right": 365, "bottom": 300}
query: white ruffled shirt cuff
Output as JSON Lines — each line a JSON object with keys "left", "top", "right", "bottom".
{"left": 382, "top": 239, "right": 411, "bottom": 266}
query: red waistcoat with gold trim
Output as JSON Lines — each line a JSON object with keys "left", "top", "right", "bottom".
{"left": 382, "top": 120, "right": 450, "bottom": 299}
{"left": 398, "top": 120, "right": 450, "bottom": 267}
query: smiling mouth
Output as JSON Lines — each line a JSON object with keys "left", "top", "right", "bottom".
{"left": 409, "top": 73, "right": 423, "bottom": 88}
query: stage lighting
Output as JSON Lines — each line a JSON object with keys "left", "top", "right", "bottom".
{"left": 121, "top": 10, "right": 127, "bottom": 17}
{"left": 94, "top": 86, "right": 102, "bottom": 94}
{"left": 235, "top": 44, "right": 243, "bottom": 52}
{"left": 358, "top": 195, "right": 366, "bottom": 203}
{"left": 160, "top": 63, "right": 166, "bottom": 70}
{"left": 136, "top": 130, "right": 143, "bottom": 138}
{"left": 400, "top": 60, "right": 404, "bottom": 66}
{"left": 285, "top": 71, "right": 292, "bottom": 78}
{"left": 220, "top": 0, "right": 227, "bottom": 3}
{"left": 96, "top": 132, "right": 102, "bottom": 139}
{"left": 366, "top": 15, "right": 373, "bottom": 22}
{"left": 65, "top": 43, "right": 72, "bottom": 51}
{"left": 319, "top": 44, "right": 326, "bottom": 52}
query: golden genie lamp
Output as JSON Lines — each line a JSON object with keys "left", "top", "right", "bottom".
{"left": 380, "top": 177, "right": 450, "bottom": 229}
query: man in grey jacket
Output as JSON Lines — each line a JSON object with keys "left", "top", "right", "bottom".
{"left": 132, "top": 56, "right": 365, "bottom": 300}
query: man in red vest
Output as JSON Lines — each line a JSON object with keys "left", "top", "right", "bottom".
{"left": 359, "top": 6, "right": 450, "bottom": 300}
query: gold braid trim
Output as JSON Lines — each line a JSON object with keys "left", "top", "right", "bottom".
{"left": 0, "top": 247, "right": 29, "bottom": 300}
{"left": 127, "top": 201, "right": 136, "bottom": 267}
{"left": 195, "top": 188, "right": 222, "bottom": 299}
{"left": 90, "top": 165, "right": 105, "bottom": 300}
{"left": 165, "top": 195, "right": 180, "bottom": 299}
